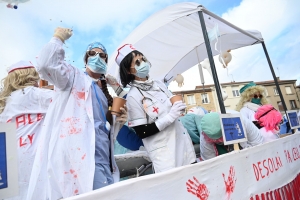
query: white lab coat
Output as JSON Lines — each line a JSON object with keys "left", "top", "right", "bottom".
{"left": 127, "top": 80, "right": 195, "bottom": 173}
{"left": 240, "top": 102, "right": 261, "bottom": 121}
{"left": 27, "top": 37, "right": 120, "bottom": 200}
{"left": 200, "top": 117, "right": 264, "bottom": 160}
{"left": 0, "top": 86, "right": 53, "bottom": 200}
{"left": 259, "top": 127, "right": 279, "bottom": 143}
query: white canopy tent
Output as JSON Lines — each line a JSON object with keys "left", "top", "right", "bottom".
{"left": 107, "top": 2, "right": 288, "bottom": 114}
{"left": 107, "top": 2, "right": 263, "bottom": 84}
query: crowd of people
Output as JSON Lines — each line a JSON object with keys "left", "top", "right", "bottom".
{"left": 0, "top": 27, "right": 298, "bottom": 200}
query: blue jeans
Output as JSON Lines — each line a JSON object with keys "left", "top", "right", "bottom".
{"left": 93, "top": 163, "right": 114, "bottom": 190}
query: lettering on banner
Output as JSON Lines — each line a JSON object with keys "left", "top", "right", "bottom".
{"left": 15, "top": 113, "right": 43, "bottom": 128}
{"left": 19, "top": 133, "right": 35, "bottom": 147}
{"left": 252, "top": 155, "right": 283, "bottom": 181}
{"left": 284, "top": 145, "right": 300, "bottom": 163}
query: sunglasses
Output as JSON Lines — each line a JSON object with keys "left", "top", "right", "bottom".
{"left": 253, "top": 94, "right": 263, "bottom": 99}
{"left": 135, "top": 56, "right": 151, "bottom": 67}
{"left": 87, "top": 50, "right": 107, "bottom": 59}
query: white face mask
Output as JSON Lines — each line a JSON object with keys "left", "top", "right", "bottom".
{"left": 134, "top": 61, "right": 150, "bottom": 78}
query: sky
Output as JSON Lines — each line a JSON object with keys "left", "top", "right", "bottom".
{"left": 0, "top": 0, "right": 299, "bottom": 93}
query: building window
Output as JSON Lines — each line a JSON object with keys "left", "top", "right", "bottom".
{"left": 187, "top": 95, "right": 196, "bottom": 105}
{"left": 277, "top": 101, "right": 284, "bottom": 111}
{"left": 232, "top": 86, "right": 240, "bottom": 97}
{"left": 274, "top": 87, "right": 279, "bottom": 95}
{"left": 265, "top": 89, "right": 269, "bottom": 96}
{"left": 201, "top": 93, "right": 209, "bottom": 104}
{"left": 285, "top": 86, "right": 292, "bottom": 94}
{"left": 232, "top": 90, "right": 240, "bottom": 97}
{"left": 290, "top": 100, "right": 297, "bottom": 109}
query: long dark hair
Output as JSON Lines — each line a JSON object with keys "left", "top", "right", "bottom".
{"left": 119, "top": 50, "right": 143, "bottom": 88}
{"left": 100, "top": 77, "right": 113, "bottom": 125}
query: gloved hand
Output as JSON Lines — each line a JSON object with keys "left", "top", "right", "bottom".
{"left": 155, "top": 101, "right": 186, "bottom": 131}
{"left": 106, "top": 74, "right": 128, "bottom": 97}
{"left": 53, "top": 27, "right": 73, "bottom": 43}
{"left": 116, "top": 104, "right": 127, "bottom": 126}
{"left": 168, "top": 101, "right": 186, "bottom": 120}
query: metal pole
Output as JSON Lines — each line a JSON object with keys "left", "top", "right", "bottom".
{"left": 261, "top": 42, "right": 288, "bottom": 116}
{"left": 198, "top": 11, "right": 226, "bottom": 113}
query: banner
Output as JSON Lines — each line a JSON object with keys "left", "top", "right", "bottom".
{"left": 66, "top": 133, "right": 300, "bottom": 200}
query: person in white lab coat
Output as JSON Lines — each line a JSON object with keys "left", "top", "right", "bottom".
{"left": 254, "top": 104, "right": 281, "bottom": 142}
{"left": 236, "top": 82, "right": 268, "bottom": 121}
{"left": 0, "top": 61, "right": 53, "bottom": 200}
{"left": 116, "top": 44, "right": 196, "bottom": 173}
{"left": 27, "top": 28, "right": 126, "bottom": 200}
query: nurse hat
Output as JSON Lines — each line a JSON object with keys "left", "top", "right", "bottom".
{"left": 7, "top": 60, "right": 35, "bottom": 74}
{"left": 115, "top": 44, "right": 136, "bottom": 66}
{"left": 239, "top": 81, "right": 256, "bottom": 94}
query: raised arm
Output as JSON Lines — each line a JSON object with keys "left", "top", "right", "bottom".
{"left": 36, "top": 28, "right": 74, "bottom": 90}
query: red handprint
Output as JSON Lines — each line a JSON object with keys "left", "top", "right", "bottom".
{"left": 186, "top": 176, "right": 209, "bottom": 200}
{"left": 222, "top": 166, "right": 237, "bottom": 200}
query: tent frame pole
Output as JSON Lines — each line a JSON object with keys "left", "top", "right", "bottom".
{"left": 261, "top": 42, "right": 288, "bottom": 116}
{"left": 197, "top": 10, "right": 226, "bottom": 114}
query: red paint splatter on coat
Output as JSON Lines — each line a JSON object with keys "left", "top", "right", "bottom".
{"left": 82, "top": 153, "right": 86, "bottom": 160}
{"left": 186, "top": 176, "right": 209, "bottom": 200}
{"left": 76, "top": 91, "right": 85, "bottom": 100}
{"left": 70, "top": 169, "right": 75, "bottom": 174}
{"left": 61, "top": 117, "right": 82, "bottom": 135}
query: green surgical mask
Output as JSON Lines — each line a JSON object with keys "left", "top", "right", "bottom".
{"left": 251, "top": 98, "right": 261, "bottom": 105}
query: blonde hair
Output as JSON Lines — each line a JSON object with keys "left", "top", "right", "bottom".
{"left": 236, "top": 85, "right": 268, "bottom": 111}
{"left": 0, "top": 68, "right": 39, "bottom": 114}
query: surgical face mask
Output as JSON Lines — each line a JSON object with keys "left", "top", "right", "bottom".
{"left": 87, "top": 56, "right": 107, "bottom": 74}
{"left": 251, "top": 98, "right": 261, "bottom": 105}
{"left": 134, "top": 61, "right": 150, "bottom": 78}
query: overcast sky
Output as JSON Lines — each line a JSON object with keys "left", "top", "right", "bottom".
{"left": 0, "top": 0, "right": 299, "bottom": 92}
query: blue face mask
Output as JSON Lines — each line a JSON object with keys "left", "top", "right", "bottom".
{"left": 134, "top": 61, "right": 150, "bottom": 78}
{"left": 251, "top": 98, "right": 261, "bottom": 105}
{"left": 87, "top": 56, "right": 107, "bottom": 74}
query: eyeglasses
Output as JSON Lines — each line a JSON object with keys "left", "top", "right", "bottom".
{"left": 135, "top": 56, "right": 151, "bottom": 67}
{"left": 253, "top": 94, "right": 263, "bottom": 99}
{"left": 87, "top": 50, "right": 107, "bottom": 59}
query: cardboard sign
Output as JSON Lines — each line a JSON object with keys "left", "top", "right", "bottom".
{"left": 219, "top": 113, "right": 247, "bottom": 145}
{"left": 0, "top": 123, "right": 18, "bottom": 198}
{"left": 287, "top": 110, "right": 300, "bottom": 129}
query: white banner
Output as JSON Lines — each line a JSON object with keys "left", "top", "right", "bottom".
{"left": 66, "top": 133, "right": 300, "bottom": 200}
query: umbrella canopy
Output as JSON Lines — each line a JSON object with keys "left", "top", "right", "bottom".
{"left": 107, "top": 2, "right": 263, "bottom": 84}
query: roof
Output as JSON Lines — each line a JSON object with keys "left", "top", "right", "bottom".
{"left": 195, "top": 78, "right": 297, "bottom": 89}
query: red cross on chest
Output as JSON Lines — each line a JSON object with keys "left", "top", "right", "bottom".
{"left": 153, "top": 107, "right": 159, "bottom": 114}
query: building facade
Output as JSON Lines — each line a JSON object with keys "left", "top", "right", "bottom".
{"left": 173, "top": 88, "right": 217, "bottom": 112}
{"left": 191, "top": 78, "right": 299, "bottom": 113}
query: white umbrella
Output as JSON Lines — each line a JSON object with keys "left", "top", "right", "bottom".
{"left": 107, "top": 2, "right": 263, "bottom": 84}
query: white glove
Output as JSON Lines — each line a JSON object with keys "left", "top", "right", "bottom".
{"left": 106, "top": 74, "right": 127, "bottom": 97}
{"left": 116, "top": 105, "right": 127, "bottom": 126}
{"left": 53, "top": 27, "right": 72, "bottom": 43}
{"left": 155, "top": 101, "right": 186, "bottom": 131}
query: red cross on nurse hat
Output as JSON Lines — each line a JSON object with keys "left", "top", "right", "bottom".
{"left": 7, "top": 60, "right": 35, "bottom": 74}
{"left": 115, "top": 44, "right": 136, "bottom": 66}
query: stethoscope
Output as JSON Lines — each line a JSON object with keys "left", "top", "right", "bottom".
{"left": 136, "top": 85, "right": 170, "bottom": 122}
